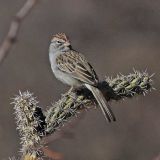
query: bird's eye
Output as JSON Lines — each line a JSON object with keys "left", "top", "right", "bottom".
{"left": 56, "top": 41, "right": 61, "bottom": 44}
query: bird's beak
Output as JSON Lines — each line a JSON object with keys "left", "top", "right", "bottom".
{"left": 64, "top": 41, "right": 71, "bottom": 47}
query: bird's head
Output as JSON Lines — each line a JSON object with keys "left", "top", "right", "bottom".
{"left": 49, "top": 33, "right": 71, "bottom": 52}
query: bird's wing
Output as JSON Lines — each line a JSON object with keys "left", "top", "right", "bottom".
{"left": 56, "top": 50, "right": 99, "bottom": 85}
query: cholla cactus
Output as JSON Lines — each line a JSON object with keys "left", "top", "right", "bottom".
{"left": 45, "top": 92, "right": 91, "bottom": 134}
{"left": 13, "top": 91, "right": 46, "bottom": 156}
{"left": 11, "top": 70, "right": 154, "bottom": 159}
{"left": 23, "top": 153, "right": 37, "bottom": 160}
{"left": 45, "top": 70, "right": 154, "bottom": 134}
{"left": 9, "top": 153, "right": 37, "bottom": 160}
{"left": 106, "top": 69, "right": 154, "bottom": 98}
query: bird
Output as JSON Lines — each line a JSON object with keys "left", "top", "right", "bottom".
{"left": 49, "top": 33, "right": 116, "bottom": 122}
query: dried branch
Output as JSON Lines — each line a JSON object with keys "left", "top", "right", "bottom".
{"left": 12, "top": 70, "right": 154, "bottom": 159}
{"left": 0, "top": 0, "right": 39, "bottom": 65}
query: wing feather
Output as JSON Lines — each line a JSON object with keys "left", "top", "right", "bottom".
{"left": 56, "top": 51, "right": 99, "bottom": 85}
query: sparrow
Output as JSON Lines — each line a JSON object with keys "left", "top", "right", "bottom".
{"left": 49, "top": 33, "right": 116, "bottom": 122}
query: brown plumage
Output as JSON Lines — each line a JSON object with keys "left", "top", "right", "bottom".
{"left": 56, "top": 51, "right": 99, "bottom": 86}
{"left": 51, "top": 33, "right": 69, "bottom": 42}
{"left": 49, "top": 33, "right": 116, "bottom": 122}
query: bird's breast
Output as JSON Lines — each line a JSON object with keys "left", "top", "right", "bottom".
{"left": 49, "top": 52, "right": 81, "bottom": 87}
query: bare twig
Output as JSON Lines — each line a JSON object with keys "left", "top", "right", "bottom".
{"left": 0, "top": 0, "right": 39, "bottom": 65}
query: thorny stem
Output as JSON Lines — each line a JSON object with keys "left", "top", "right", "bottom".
{"left": 12, "top": 70, "right": 154, "bottom": 159}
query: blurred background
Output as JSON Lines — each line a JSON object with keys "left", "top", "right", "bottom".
{"left": 0, "top": 0, "right": 160, "bottom": 159}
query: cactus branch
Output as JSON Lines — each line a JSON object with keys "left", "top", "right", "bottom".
{"left": 12, "top": 70, "right": 154, "bottom": 159}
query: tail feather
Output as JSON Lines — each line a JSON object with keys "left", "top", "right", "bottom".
{"left": 85, "top": 84, "right": 116, "bottom": 122}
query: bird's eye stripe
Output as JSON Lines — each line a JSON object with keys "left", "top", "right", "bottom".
{"left": 50, "top": 41, "right": 62, "bottom": 44}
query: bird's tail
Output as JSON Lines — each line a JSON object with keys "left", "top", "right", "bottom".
{"left": 85, "top": 84, "right": 116, "bottom": 122}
